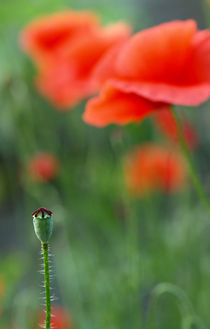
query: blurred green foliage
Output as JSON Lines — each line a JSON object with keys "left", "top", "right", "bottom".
{"left": 1, "top": 1, "right": 210, "bottom": 329}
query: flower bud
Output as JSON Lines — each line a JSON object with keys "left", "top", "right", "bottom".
{"left": 32, "top": 207, "right": 53, "bottom": 243}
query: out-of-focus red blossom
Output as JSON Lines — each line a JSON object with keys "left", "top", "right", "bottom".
{"left": 20, "top": 11, "right": 99, "bottom": 65}
{"left": 20, "top": 11, "right": 131, "bottom": 109}
{"left": 84, "top": 20, "right": 210, "bottom": 126}
{"left": 36, "top": 23, "right": 131, "bottom": 108}
{"left": 124, "top": 144, "right": 187, "bottom": 196}
{"left": 39, "top": 306, "right": 72, "bottom": 329}
{"left": 28, "top": 152, "right": 59, "bottom": 182}
{"left": 153, "top": 109, "right": 199, "bottom": 150}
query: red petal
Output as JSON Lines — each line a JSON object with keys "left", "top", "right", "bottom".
{"left": 107, "top": 79, "right": 210, "bottom": 106}
{"left": 92, "top": 42, "right": 126, "bottom": 86}
{"left": 83, "top": 82, "right": 164, "bottom": 127}
{"left": 36, "top": 61, "right": 96, "bottom": 109}
{"left": 20, "top": 11, "right": 100, "bottom": 63}
{"left": 116, "top": 20, "right": 197, "bottom": 81}
{"left": 189, "top": 30, "right": 210, "bottom": 83}
{"left": 63, "top": 22, "right": 131, "bottom": 80}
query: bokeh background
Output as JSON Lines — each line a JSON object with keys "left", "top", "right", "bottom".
{"left": 1, "top": 0, "right": 210, "bottom": 328}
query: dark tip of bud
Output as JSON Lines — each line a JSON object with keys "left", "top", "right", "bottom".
{"left": 32, "top": 207, "right": 52, "bottom": 218}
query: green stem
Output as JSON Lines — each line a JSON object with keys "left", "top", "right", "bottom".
{"left": 42, "top": 243, "right": 51, "bottom": 329}
{"left": 170, "top": 108, "right": 210, "bottom": 218}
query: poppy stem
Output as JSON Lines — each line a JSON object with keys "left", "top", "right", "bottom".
{"left": 42, "top": 242, "right": 51, "bottom": 329}
{"left": 32, "top": 207, "right": 53, "bottom": 329}
{"left": 170, "top": 108, "right": 210, "bottom": 218}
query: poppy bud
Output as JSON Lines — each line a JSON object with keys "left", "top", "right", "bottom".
{"left": 32, "top": 207, "right": 53, "bottom": 243}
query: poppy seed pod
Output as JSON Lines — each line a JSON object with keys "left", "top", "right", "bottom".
{"left": 32, "top": 207, "right": 53, "bottom": 243}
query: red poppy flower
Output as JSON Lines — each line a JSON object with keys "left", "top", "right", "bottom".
{"left": 39, "top": 306, "right": 72, "bottom": 329}
{"left": 153, "top": 108, "right": 198, "bottom": 150}
{"left": 84, "top": 20, "right": 210, "bottom": 126}
{"left": 28, "top": 152, "right": 59, "bottom": 182}
{"left": 20, "top": 11, "right": 99, "bottom": 65}
{"left": 36, "top": 23, "right": 131, "bottom": 108}
{"left": 20, "top": 11, "right": 131, "bottom": 109}
{"left": 124, "top": 143, "right": 187, "bottom": 196}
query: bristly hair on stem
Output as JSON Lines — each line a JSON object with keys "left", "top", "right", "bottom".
{"left": 42, "top": 243, "right": 51, "bottom": 329}
{"left": 32, "top": 207, "right": 54, "bottom": 329}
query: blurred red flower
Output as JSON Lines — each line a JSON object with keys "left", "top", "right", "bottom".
{"left": 28, "top": 152, "right": 59, "bottom": 182}
{"left": 124, "top": 144, "right": 187, "bottom": 196}
{"left": 20, "top": 11, "right": 99, "bottom": 65}
{"left": 20, "top": 11, "right": 131, "bottom": 109}
{"left": 39, "top": 306, "right": 72, "bottom": 329}
{"left": 36, "top": 23, "right": 131, "bottom": 108}
{"left": 153, "top": 108, "right": 198, "bottom": 150}
{"left": 84, "top": 20, "right": 210, "bottom": 126}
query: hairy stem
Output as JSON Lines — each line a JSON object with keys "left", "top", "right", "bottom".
{"left": 170, "top": 108, "right": 210, "bottom": 218}
{"left": 42, "top": 243, "right": 51, "bottom": 329}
